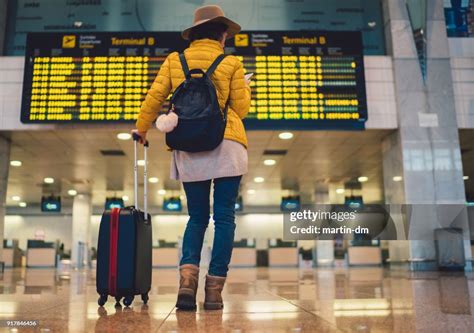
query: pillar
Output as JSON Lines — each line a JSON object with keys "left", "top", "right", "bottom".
{"left": 314, "top": 184, "right": 334, "bottom": 266}
{"left": 382, "top": 0, "right": 471, "bottom": 269}
{"left": 71, "top": 194, "right": 92, "bottom": 268}
{"left": 0, "top": 134, "right": 10, "bottom": 266}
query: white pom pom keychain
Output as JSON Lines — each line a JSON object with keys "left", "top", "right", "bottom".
{"left": 156, "top": 111, "right": 178, "bottom": 133}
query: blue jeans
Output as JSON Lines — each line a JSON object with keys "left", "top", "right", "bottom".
{"left": 180, "top": 176, "right": 242, "bottom": 277}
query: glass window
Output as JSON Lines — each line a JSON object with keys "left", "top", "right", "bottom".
{"left": 5, "top": 0, "right": 386, "bottom": 55}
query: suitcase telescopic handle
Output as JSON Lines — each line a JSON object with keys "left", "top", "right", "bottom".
{"left": 132, "top": 132, "right": 149, "bottom": 221}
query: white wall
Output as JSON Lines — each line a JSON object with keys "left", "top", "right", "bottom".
{"left": 364, "top": 56, "right": 398, "bottom": 129}
{"left": 0, "top": 57, "right": 55, "bottom": 130}
{"left": 449, "top": 38, "right": 474, "bottom": 129}
{"left": 4, "top": 215, "right": 72, "bottom": 250}
{"left": 92, "top": 214, "right": 291, "bottom": 250}
{"left": 7, "top": 207, "right": 474, "bottom": 252}
{"left": 7, "top": 213, "right": 310, "bottom": 251}
{"left": 451, "top": 57, "right": 474, "bottom": 129}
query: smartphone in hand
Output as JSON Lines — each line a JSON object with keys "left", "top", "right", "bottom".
{"left": 244, "top": 73, "right": 254, "bottom": 81}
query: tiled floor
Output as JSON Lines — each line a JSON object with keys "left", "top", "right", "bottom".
{"left": 1, "top": 267, "right": 474, "bottom": 332}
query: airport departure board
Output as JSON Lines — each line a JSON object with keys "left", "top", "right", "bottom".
{"left": 21, "top": 31, "right": 367, "bottom": 129}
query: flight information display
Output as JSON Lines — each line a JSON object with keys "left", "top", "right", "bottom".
{"left": 21, "top": 31, "right": 367, "bottom": 129}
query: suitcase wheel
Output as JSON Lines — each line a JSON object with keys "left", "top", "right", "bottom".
{"left": 115, "top": 296, "right": 122, "bottom": 308}
{"left": 98, "top": 294, "right": 108, "bottom": 307}
{"left": 123, "top": 295, "right": 134, "bottom": 307}
{"left": 141, "top": 293, "right": 149, "bottom": 305}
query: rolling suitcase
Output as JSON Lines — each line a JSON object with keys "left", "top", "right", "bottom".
{"left": 96, "top": 133, "right": 152, "bottom": 307}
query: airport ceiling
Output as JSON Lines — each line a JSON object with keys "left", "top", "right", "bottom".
{"left": 5, "top": 129, "right": 474, "bottom": 209}
{"left": 5, "top": 128, "right": 392, "bottom": 209}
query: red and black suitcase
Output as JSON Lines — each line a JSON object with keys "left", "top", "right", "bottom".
{"left": 96, "top": 134, "right": 152, "bottom": 307}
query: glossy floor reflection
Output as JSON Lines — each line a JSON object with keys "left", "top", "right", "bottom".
{"left": 1, "top": 267, "right": 474, "bottom": 332}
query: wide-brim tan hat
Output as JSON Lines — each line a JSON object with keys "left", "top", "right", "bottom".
{"left": 182, "top": 5, "right": 241, "bottom": 40}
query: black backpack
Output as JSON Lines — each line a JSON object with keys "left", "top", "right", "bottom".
{"left": 165, "top": 53, "right": 229, "bottom": 152}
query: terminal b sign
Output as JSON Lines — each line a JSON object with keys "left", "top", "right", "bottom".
{"left": 21, "top": 31, "right": 367, "bottom": 130}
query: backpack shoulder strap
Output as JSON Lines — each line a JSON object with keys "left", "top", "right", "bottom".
{"left": 206, "top": 54, "right": 228, "bottom": 77}
{"left": 179, "top": 53, "right": 190, "bottom": 79}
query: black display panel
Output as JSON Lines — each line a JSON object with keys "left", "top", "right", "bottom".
{"left": 21, "top": 31, "right": 368, "bottom": 129}
{"left": 41, "top": 195, "right": 61, "bottom": 213}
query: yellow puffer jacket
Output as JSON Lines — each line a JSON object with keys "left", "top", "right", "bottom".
{"left": 136, "top": 39, "right": 251, "bottom": 148}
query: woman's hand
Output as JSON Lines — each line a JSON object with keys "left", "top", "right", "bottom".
{"left": 131, "top": 129, "right": 148, "bottom": 145}
{"left": 244, "top": 72, "right": 253, "bottom": 86}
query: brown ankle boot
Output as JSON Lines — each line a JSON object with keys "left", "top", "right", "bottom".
{"left": 204, "top": 274, "right": 226, "bottom": 310}
{"left": 176, "top": 264, "right": 199, "bottom": 310}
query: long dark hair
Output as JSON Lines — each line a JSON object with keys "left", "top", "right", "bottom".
{"left": 188, "top": 21, "right": 228, "bottom": 42}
